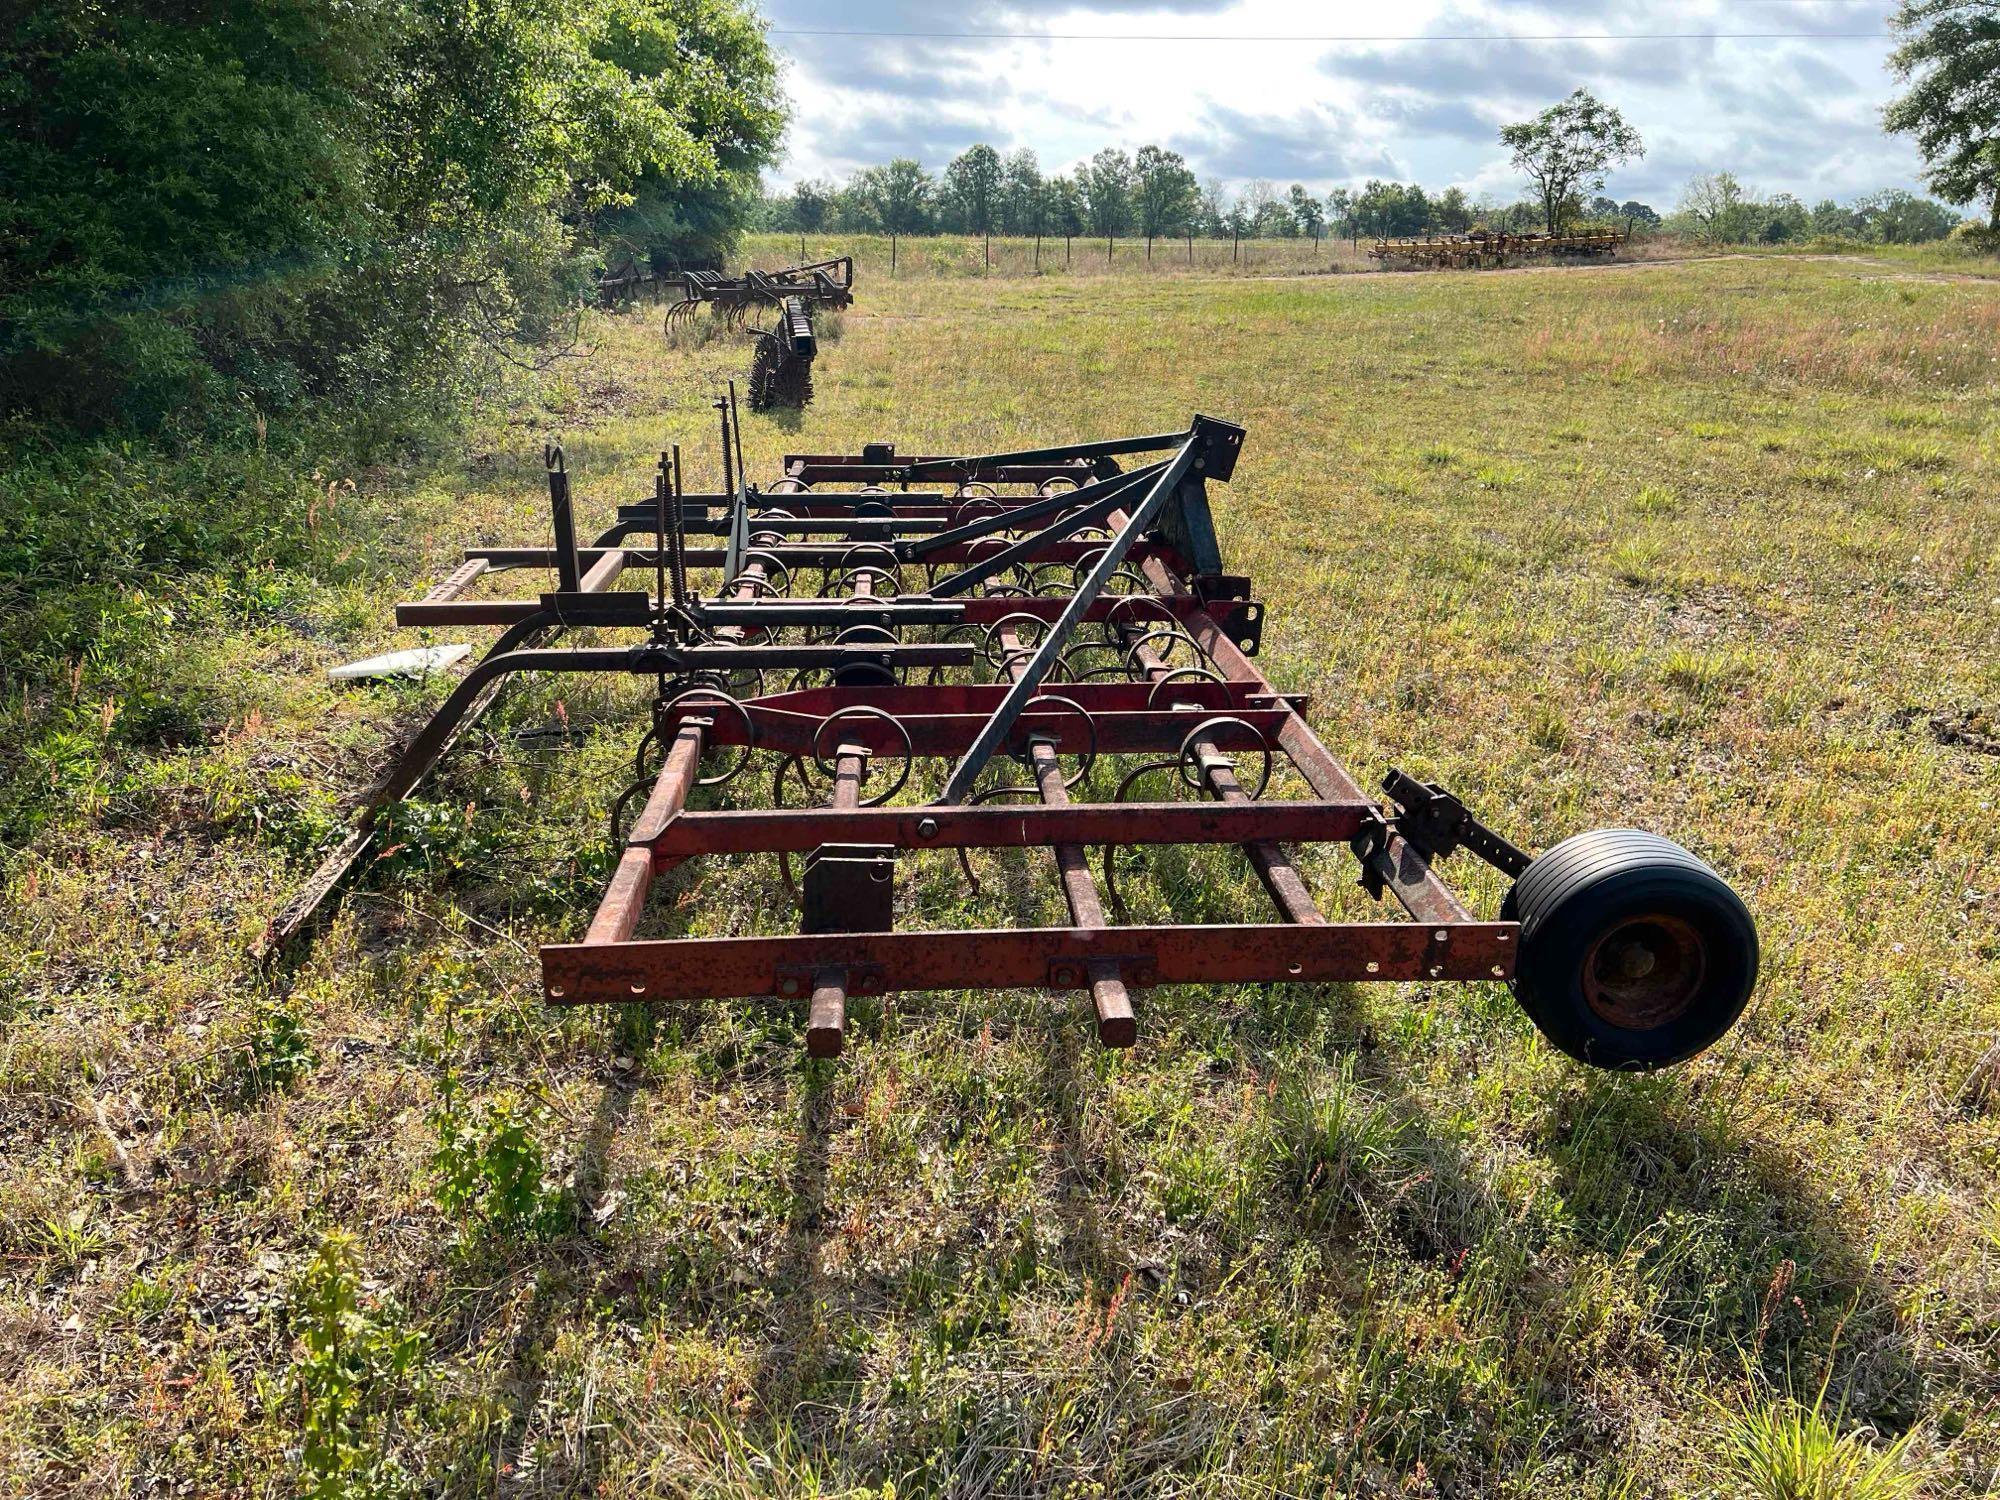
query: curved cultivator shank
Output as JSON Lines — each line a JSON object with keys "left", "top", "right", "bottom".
{"left": 274, "top": 396, "right": 1759, "bottom": 1072}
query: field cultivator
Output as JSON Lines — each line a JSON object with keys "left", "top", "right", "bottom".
{"left": 665, "top": 256, "right": 854, "bottom": 410}
{"left": 272, "top": 398, "right": 1758, "bottom": 1071}
{"left": 1369, "top": 230, "right": 1628, "bottom": 270}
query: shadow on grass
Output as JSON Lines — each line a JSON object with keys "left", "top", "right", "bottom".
{"left": 748, "top": 1062, "right": 835, "bottom": 1403}
{"left": 442, "top": 987, "right": 1918, "bottom": 1494}
{"left": 1222, "top": 992, "right": 1922, "bottom": 1480}
{"left": 480, "top": 1060, "right": 642, "bottom": 1493}
{"left": 415, "top": 792, "right": 1915, "bottom": 1492}
{"left": 1543, "top": 1072, "right": 1922, "bottom": 1427}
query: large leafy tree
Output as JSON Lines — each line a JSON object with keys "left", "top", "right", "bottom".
{"left": 854, "top": 159, "right": 934, "bottom": 235}
{"left": 595, "top": 0, "right": 786, "bottom": 272}
{"left": 1351, "top": 180, "right": 1431, "bottom": 238}
{"left": 1499, "top": 89, "right": 1644, "bottom": 234}
{"left": 942, "top": 144, "right": 1003, "bottom": 234}
{"left": 1287, "top": 184, "right": 1325, "bottom": 238}
{"left": 1000, "top": 149, "right": 1044, "bottom": 235}
{"left": 1433, "top": 187, "right": 1474, "bottom": 232}
{"left": 1885, "top": 0, "right": 2000, "bottom": 228}
{"left": 0, "top": 0, "right": 784, "bottom": 435}
{"left": 1325, "top": 188, "right": 1356, "bottom": 241}
{"left": 1045, "top": 175, "right": 1088, "bottom": 237}
{"left": 1676, "top": 172, "right": 1755, "bottom": 242}
{"left": 789, "top": 179, "right": 835, "bottom": 233}
{"left": 1082, "top": 149, "right": 1135, "bottom": 238}
{"left": 1133, "top": 146, "right": 1198, "bottom": 238}
{"left": 1859, "top": 187, "right": 1965, "bottom": 241}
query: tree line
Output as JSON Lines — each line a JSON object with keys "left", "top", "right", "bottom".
{"left": 757, "top": 149, "right": 1962, "bottom": 247}
{"left": 756, "top": 146, "right": 1656, "bottom": 243}
{"left": 1674, "top": 177, "right": 1961, "bottom": 245}
{"left": 755, "top": 83, "right": 1970, "bottom": 250}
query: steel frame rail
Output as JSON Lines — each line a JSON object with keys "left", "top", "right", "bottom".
{"left": 276, "top": 412, "right": 1527, "bottom": 1053}
{"left": 275, "top": 400, "right": 1762, "bottom": 1076}
{"left": 456, "top": 416, "right": 1516, "bottom": 1050}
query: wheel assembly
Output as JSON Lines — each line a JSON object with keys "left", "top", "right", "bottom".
{"left": 747, "top": 322, "right": 814, "bottom": 411}
{"left": 1503, "top": 829, "right": 1758, "bottom": 1069}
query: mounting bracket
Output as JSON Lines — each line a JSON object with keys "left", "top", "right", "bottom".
{"left": 1352, "top": 767, "right": 1533, "bottom": 898}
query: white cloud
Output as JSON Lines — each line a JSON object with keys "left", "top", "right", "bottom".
{"left": 761, "top": 0, "right": 1928, "bottom": 205}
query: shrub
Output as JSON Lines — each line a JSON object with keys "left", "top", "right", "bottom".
{"left": 0, "top": 1, "right": 784, "bottom": 441}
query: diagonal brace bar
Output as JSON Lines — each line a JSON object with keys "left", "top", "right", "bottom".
{"left": 936, "top": 431, "right": 1202, "bottom": 804}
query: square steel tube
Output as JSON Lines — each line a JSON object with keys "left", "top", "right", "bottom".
{"left": 644, "top": 797, "right": 1372, "bottom": 863}
{"left": 542, "top": 921, "right": 1520, "bottom": 1004}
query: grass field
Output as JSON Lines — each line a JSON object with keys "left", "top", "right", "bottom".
{"left": 3, "top": 251, "right": 1998, "bottom": 1496}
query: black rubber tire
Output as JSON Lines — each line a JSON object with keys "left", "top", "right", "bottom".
{"left": 1502, "top": 829, "right": 1757, "bottom": 1070}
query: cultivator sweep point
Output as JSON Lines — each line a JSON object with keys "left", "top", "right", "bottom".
{"left": 1369, "top": 230, "right": 1628, "bottom": 270}
{"left": 276, "top": 399, "right": 1758, "bottom": 1071}
{"left": 666, "top": 257, "right": 854, "bottom": 411}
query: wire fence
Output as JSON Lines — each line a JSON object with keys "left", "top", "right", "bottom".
{"left": 741, "top": 232, "right": 1384, "bottom": 280}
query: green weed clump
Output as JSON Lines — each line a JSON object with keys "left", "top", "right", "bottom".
{"left": 429, "top": 1070, "right": 568, "bottom": 1240}
{"left": 1266, "top": 1056, "right": 1410, "bottom": 1215}
{"left": 282, "top": 1234, "right": 425, "bottom": 1499}
{"left": 1723, "top": 1388, "right": 1923, "bottom": 1500}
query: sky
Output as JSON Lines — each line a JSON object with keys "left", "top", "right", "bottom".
{"left": 755, "top": 0, "right": 1929, "bottom": 210}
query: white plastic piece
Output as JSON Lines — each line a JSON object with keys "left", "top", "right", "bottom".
{"left": 327, "top": 644, "right": 472, "bottom": 682}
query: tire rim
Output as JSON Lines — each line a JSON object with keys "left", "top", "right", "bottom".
{"left": 1581, "top": 913, "right": 1707, "bottom": 1030}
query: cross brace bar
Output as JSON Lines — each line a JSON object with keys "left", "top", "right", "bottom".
{"left": 644, "top": 797, "right": 1371, "bottom": 862}
{"left": 544, "top": 922, "right": 1518, "bottom": 1003}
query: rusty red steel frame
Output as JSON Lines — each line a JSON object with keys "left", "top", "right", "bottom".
{"left": 275, "top": 397, "right": 1759, "bottom": 1071}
